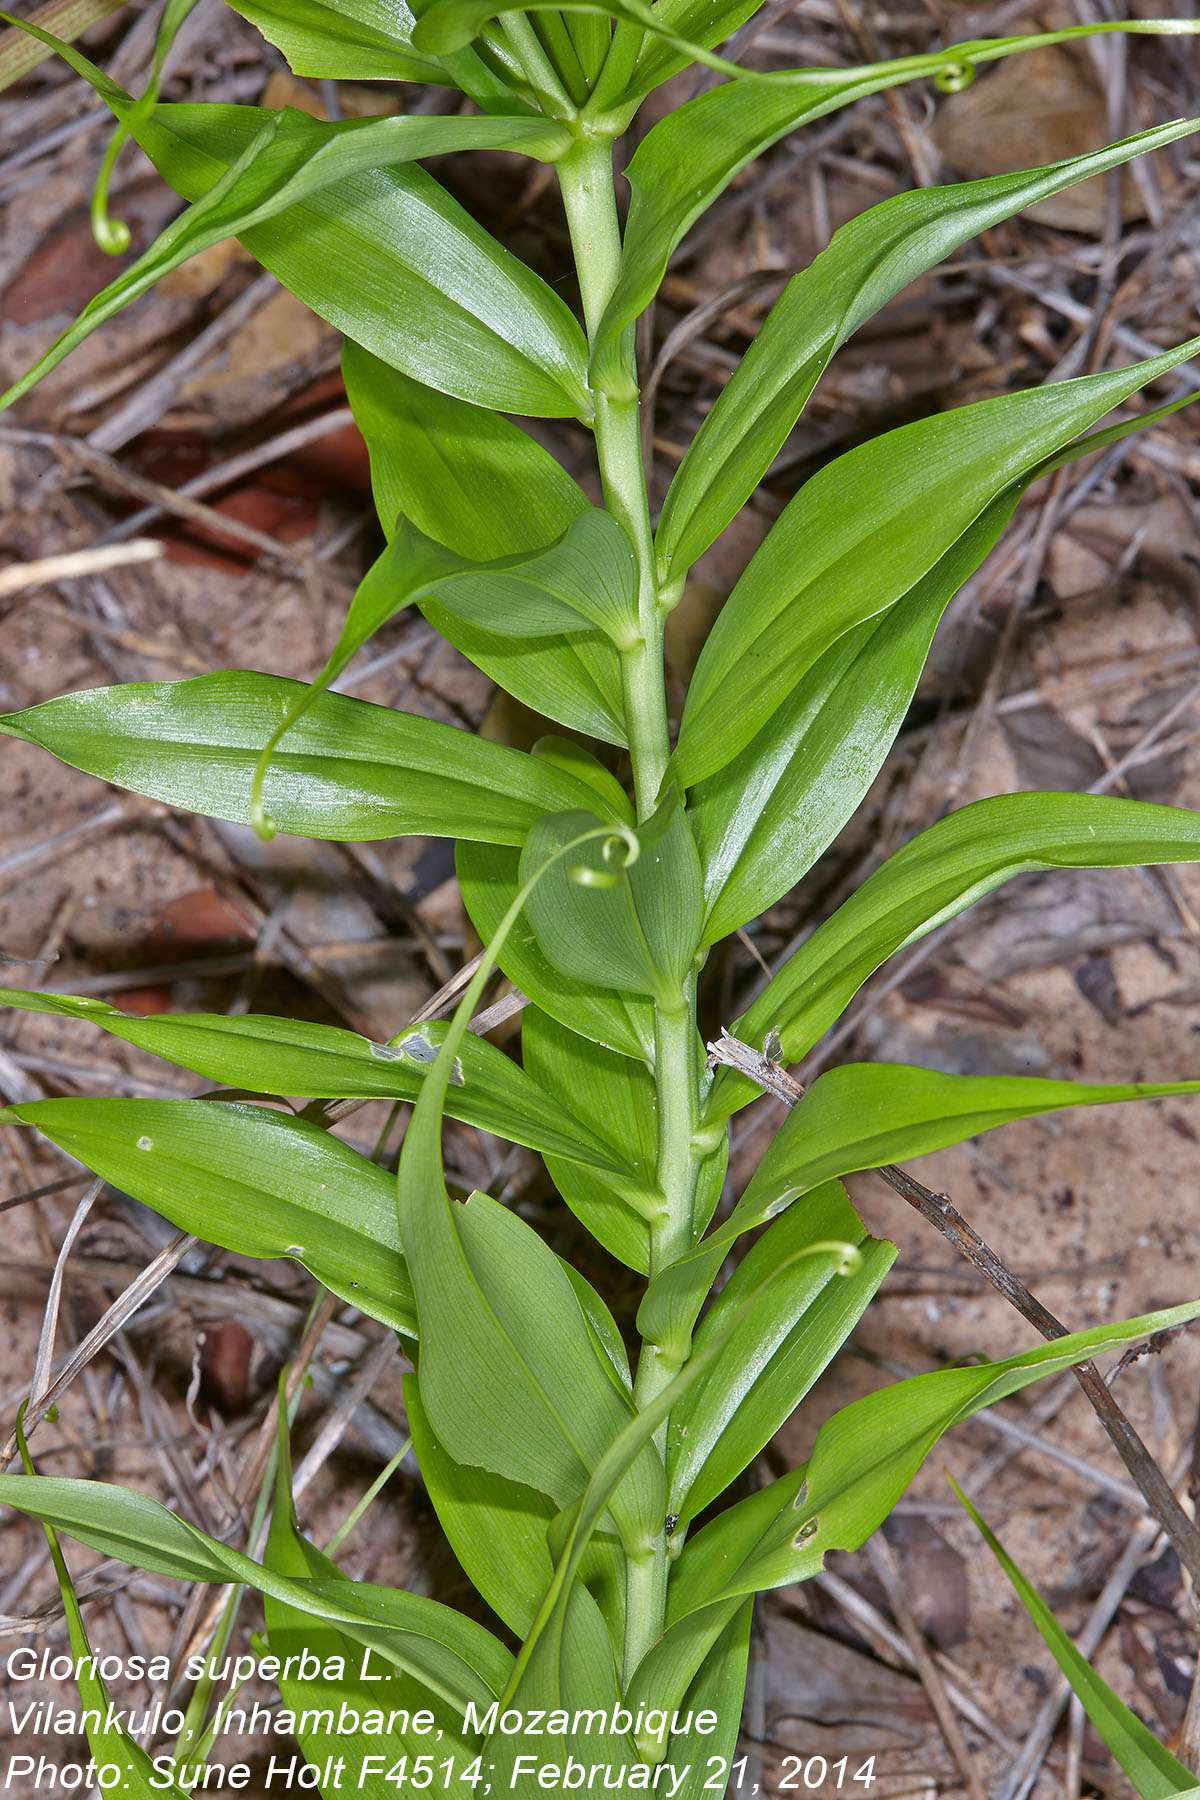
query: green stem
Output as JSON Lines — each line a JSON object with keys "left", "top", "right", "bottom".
{"left": 558, "top": 137, "right": 669, "bottom": 818}
{"left": 558, "top": 135, "right": 704, "bottom": 1698}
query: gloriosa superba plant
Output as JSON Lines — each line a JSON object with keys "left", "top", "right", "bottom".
{"left": 3, "top": 1, "right": 1200, "bottom": 1793}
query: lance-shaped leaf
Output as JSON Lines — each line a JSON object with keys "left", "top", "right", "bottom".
{"left": 0, "top": 991, "right": 636, "bottom": 1178}
{"left": 688, "top": 390, "right": 1200, "bottom": 946}
{"left": 13, "top": 1436, "right": 191, "bottom": 1798}
{"left": 590, "top": 35, "right": 1200, "bottom": 388}
{"left": 533, "top": 738, "right": 635, "bottom": 826}
{"left": 345, "top": 342, "right": 588, "bottom": 557}
{"left": 249, "top": 511, "right": 638, "bottom": 831}
{"left": 658, "top": 1602, "right": 754, "bottom": 1800}
{"left": 709, "top": 792, "right": 1200, "bottom": 1124}
{"left": 690, "top": 495, "right": 1015, "bottom": 946}
{"left": 655, "top": 118, "right": 1199, "bottom": 580}
{"left": 398, "top": 1181, "right": 664, "bottom": 1541}
{"left": 674, "top": 335, "right": 1200, "bottom": 788}
{"left": 343, "top": 344, "right": 625, "bottom": 745}
{"left": 264, "top": 1399, "right": 485, "bottom": 1800}
{"left": 0, "top": 1097, "right": 418, "bottom": 1337}
{"left": 497, "top": 1234, "right": 863, "bottom": 1747}
{"left": 149, "top": 102, "right": 588, "bottom": 419}
{"left": 0, "top": 21, "right": 575, "bottom": 412}
{"left": 407, "top": 1377, "right": 559, "bottom": 1638}
{"left": 377, "top": 510, "right": 641, "bottom": 649}
{"left": 458, "top": 841, "right": 655, "bottom": 1062}
{"left": 523, "top": 1006, "right": 661, "bottom": 1270}
{"left": 520, "top": 797, "right": 704, "bottom": 1008}
{"left": 226, "top": 0, "right": 516, "bottom": 105}
{"left": 667, "top": 1182, "right": 896, "bottom": 1525}
{"left": 0, "top": 1473, "right": 511, "bottom": 1708}
{"left": 740, "top": 1061, "right": 1200, "bottom": 1229}
{"left": 643, "top": 1060, "right": 1200, "bottom": 1360}
{"left": 228, "top": 0, "right": 448, "bottom": 80}
{"left": 955, "top": 1483, "right": 1199, "bottom": 1800}
{"left": 0, "top": 670, "right": 607, "bottom": 846}
{"left": 407, "top": 1377, "right": 628, "bottom": 1648}
{"left": 0, "top": 17, "right": 589, "bottom": 418}
{"left": 396, "top": 874, "right": 664, "bottom": 1555}
{"left": 626, "top": 1300, "right": 1200, "bottom": 1735}
{"left": 622, "top": 5, "right": 1200, "bottom": 102}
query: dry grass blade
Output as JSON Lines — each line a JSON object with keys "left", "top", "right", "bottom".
{"left": 0, "top": 0, "right": 126, "bottom": 92}
{"left": 0, "top": 540, "right": 162, "bottom": 599}
{"left": 0, "top": 1229, "right": 198, "bottom": 1470}
{"left": 29, "top": 1177, "right": 101, "bottom": 1413}
{"left": 291, "top": 1331, "right": 399, "bottom": 1502}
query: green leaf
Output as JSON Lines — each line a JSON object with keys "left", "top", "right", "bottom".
{"left": 520, "top": 810, "right": 660, "bottom": 997}
{"left": 655, "top": 118, "right": 1200, "bottom": 580}
{"left": 712, "top": 792, "right": 1200, "bottom": 1123}
{"left": 522, "top": 1006, "right": 661, "bottom": 1270}
{"left": 248, "top": 510, "right": 637, "bottom": 836}
{"left": 0, "top": 1473, "right": 512, "bottom": 1708}
{"left": 344, "top": 342, "right": 588, "bottom": 559}
{"left": 224, "top": 0, "right": 510, "bottom": 100}
{"left": 667, "top": 1182, "right": 896, "bottom": 1524}
{"left": 398, "top": 1176, "right": 663, "bottom": 1549}
{"left": 149, "top": 101, "right": 588, "bottom": 417}
{"left": 532, "top": 739, "right": 635, "bottom": 826}
{"left": 736, "top": 1063, "right": 1200, "bottom": 1233}
{"left": 0, "top": 19, "right": 590, "bottom": 418}
{"left": 14, "top": 1427, "right": 191, "bottom": 1799}
{"left": 407, "top": 1373, "right": 557, "bottom": 1637}
{"left": 498, "top": 1228, "right": 864, "bottom": 1744}
{"left": 702, "top": 1301, "right": 1200, "bottom": 1603}
{"left": 657, "top": 1601, "right": 753, "bottom": 1800}
{"left": 488, "top": 1589, "right": 637, "bottom": 1789}
{"left": 521, "top": 795, "right": 704, "bottom": 1007}
{"left": 458, "top": 841, "right": 655, "bottom": 1062}
{"left": 2, "top": 1097, "right": 418, "bottom": 1337}
{"left": 0, "top": 670, "right": 608, "bottom": 846}
{"left": 396, "top": 820, "right": 667, "bottom": 1567}
{"left": 0, "top": 31, "right": 574, "bottom": 411}
{"left": 401, "top": 510, "right": 641, "bottom": 649}
{"left": 343, "top": 344, "right": 626, "bottom": 745}
{"left": 647, "top": 1059, "right": 1200, "bottom": 1359}
{"left": 627, "top": 1299, "right": 1200, "bottom": 1733}
{"left": 688, "top": 385, "right": 1199, "bottom": 947}
{"left": 407, "top": 1375, "right": 627, "bottom": 1648}
{"left": 410, "top": 5, "right": 1200, "bottom": 104}
{"left": 340, "top": 509, "right": 639, "bottom": 656}
{"left": 562, "top": 1264, "right": 635, "bottom": 1395}
{"left": 264, "top": 1400, "right": 485, "bottom": 1800}
{"left": 674, "top": 335, "right": 1200, "bottom": 788}
{"left": 0, "top": 991, "right": 635, "bottom": 1178}
{"left": 954, "top": 1482, "right": 1197, "bottom": 1800}
{"left": 591, "top": 46, "right": 1200, "bottom": 388}
{"left": 690, "top": 493, "right": 1017, "bottom": 945}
